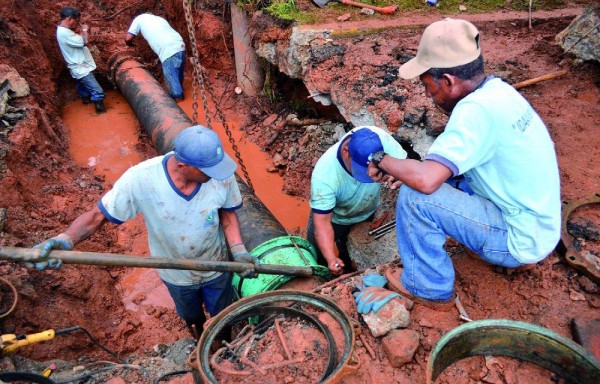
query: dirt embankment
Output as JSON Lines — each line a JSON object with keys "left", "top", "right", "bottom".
{"left": 0, "top": 1, "right": 599, "bottom": 383}
{"left": 0, "top": 0, "right": 243, "bottom": 361}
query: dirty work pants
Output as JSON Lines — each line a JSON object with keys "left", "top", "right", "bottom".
{"left": 75, "top": 72, "right": 105, "bottom": 103}
{"left": 162, "top": 50, "right": 185, "bottom": 100}
{"left": 163, "top": 272, "right": 233, "bottom": 332}
{"left": 396, "top": 183, "right": 524, "bottom": 302}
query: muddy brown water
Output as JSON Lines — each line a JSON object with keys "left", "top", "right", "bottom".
{"left": 63, "top": 85, "right": 310, "bottom": 315}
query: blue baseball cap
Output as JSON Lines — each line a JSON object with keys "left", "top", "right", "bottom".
{"left": 173, "top": 125, "right": 237, "bottom": 180}
{"left": 348, "top": 128, "right": 384, "bottom": 183}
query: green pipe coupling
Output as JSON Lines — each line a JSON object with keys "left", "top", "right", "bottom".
{"left": 232, "top": 236, "right": 329, "bottom": 297}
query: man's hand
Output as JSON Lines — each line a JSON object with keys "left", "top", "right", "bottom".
{"left": 232, "top": 245, "right": 260, "bottom": 279}
{"left": 384, "top": 175, "right": 403, "bottom": 190}
{"left": 26, "top": 233, "right": 73, "bottom": 270}
{"left": 367, "top": 161, "right": 386, "bottom": 182}
{"left": 327, "top": 258, "right": 345, "bottom": 276}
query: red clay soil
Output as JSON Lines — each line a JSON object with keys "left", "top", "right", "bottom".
{"left": 0, "top": 1, "right": 599, "bottom": 383}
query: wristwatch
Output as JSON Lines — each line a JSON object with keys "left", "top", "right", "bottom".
{"left": 370, "top": 151, "right": 386, "bottom": 171}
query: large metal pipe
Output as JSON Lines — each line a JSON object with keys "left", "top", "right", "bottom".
{"left": 109, "top": 54, "right": 287, "bottom": 251}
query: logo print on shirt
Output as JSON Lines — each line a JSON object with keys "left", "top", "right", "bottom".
{"left": 207, "top": 210, "right": 215, "bottom": 222}
{"left": 204, "top": 209, "right": 217, "bottom": 228}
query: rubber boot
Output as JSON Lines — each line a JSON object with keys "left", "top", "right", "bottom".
{"left": 94, "top": 100, "right": 106, "bottom": 114}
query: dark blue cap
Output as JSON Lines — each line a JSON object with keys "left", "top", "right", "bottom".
{"left": 174, "top": 125, "right": 237, "bottom": 180}
{"left": 348, "top": 128, "right": 383, "bottom": 183}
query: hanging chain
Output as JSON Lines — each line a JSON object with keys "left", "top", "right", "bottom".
{"left": 182, "top": 0, "right": 254, "bottom": 193}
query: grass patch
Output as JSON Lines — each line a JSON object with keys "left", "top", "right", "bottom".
{"left": 239, "top": 0, "right": 571, "bottom": 23}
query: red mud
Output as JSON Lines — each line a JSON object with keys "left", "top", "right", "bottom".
{"left": 0, "top": 1, "right": 598, "bottom": 383}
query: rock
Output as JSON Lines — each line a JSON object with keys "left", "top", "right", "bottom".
{"left": 360, "top": 8, "right": 375, "bottom": 15}
{"left": 362, "top": 297, "right": 410, "bottom": 337}
{"left": 0, "top": 65, "right": 30, "bottom": 97}
{"left": 381, "top": 329, "right": 420, "bottom": 367}
{"left": 337, "top": 13, "right": 351, "bottom": 22}
{"left": 272, "top": 152, "right": 287, "bottom": 167}
{"left": 556, "top": 3, "right": 600, "bottom": 63}
{"left": 569, "top": 290, "right": 586, "bottom": 301}
{"left": 578, "top": 275, "right": 599, "bottom": 294}
{"left": 459, "top": 5, "right": 468, "bottom": 11}
{"left": 262, "top": 113, "right": 279, "bottom": 127}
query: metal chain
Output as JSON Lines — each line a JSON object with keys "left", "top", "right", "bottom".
{"left": 182, "top": 0, "right": 254, "bottom": 193}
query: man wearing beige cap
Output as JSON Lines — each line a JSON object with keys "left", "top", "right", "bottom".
{"left": 367, "top": 18, "right": 561, "bottom": 310}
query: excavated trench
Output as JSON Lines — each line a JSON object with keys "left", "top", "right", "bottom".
{"left": 0, "top": 1, "right": 599, "bottom": 383}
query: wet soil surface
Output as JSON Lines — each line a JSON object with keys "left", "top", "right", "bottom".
{"left": 0, "top": 0, "right": 598, "bottom": 383}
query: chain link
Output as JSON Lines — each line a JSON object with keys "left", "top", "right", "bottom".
{"left": 182, "top": 0, "right": 254, "bottom": 193}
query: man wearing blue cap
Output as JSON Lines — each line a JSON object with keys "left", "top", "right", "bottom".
{"left": 307, "top": 126, "right": 407, "bottom": 275}
{"left": 368, "top": 19, "right": 560, "bottom": 311}
{"left": 29, "top": 126, "right": 258, "bottom": 338}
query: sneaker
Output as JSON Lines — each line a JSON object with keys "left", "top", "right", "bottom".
{"left": 94, "top": 101, "right": 106, "bottom": 114}
{"left": 384, "top": 266, "right": 455, "bottom": 312}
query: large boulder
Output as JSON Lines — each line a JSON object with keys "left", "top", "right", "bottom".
{"left": 556, "top": 3, "right": 600, "bottom": 63}
{"left": 0, "top": 65, "right": 30, "bottom": 98}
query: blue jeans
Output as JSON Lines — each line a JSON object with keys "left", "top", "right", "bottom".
{"left": 75, "top": 72, "right": 105, "bottom": 102}
{"left": 163, "top": 272, "right": 233, "bottom": 325}
{"left": 162, "top": 50, "right": 185, "bottom": 99}
{"left": 395, "top": 183, "right": 524, "bottom": 301}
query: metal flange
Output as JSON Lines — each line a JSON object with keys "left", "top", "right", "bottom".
{"left": 426, "top": 319, "right": 600, "bottom": 384}
{"left": 560, "top": 194, "right": 600, "bottom": 283}
{"left": 0, "top": 276, "right": 18, "bottom": 319}
{"left": 197, "top": 290, "right": 356, "bottom": 383}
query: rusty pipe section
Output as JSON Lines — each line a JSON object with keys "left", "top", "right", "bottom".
{"left": 109, "top": 54, "right": 287, "bottom": 251}
{"left": 109, "top": 54, "right": 192, "bottom": 152}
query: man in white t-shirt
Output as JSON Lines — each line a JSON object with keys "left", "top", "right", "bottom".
{"left": 125, "top": 12, "right": 186, "bottom": 101}
{"left": 368, "top": 19, "right": 561, "bottom": 311}
{"left": 307, "top": 126, "right": 407, "bottom": 275}
{"left": 56, "top": 7, "right": 106, "bottom": 113}
{"left": 29, "top": 126, "right": 259, "bottom": 339}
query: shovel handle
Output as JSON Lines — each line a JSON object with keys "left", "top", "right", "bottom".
{"left": 341, "top": 0, "right": 398, "bottom": 14}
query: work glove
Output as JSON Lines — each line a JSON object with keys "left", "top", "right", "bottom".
{"left": 26, "top": 233, "right": 73, "bottom": 270}
{"left": 353, "top": 286, "right": 400, "bottom": 314}
{"left": 232, "top": 245, "right": 260, "bottom": 279}
{"left": 355, "top": 273, "right": 388, "bottom": 291}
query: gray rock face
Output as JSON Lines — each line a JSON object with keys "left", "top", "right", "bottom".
{"left": 556, "top": 3, "right": 600, "bottom": 63}
{"left": 0, "top": 64, "right": 30, "bottom": 98}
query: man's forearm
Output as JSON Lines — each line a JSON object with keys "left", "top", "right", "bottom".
{"left": 377, "top": 157, "right": 452, "bottom": 195}
{"left": 63, "top": 206, "right": 107, "bottom": 245}
{"left": 219, "top": 210, "right": 243, "bottom": 246}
